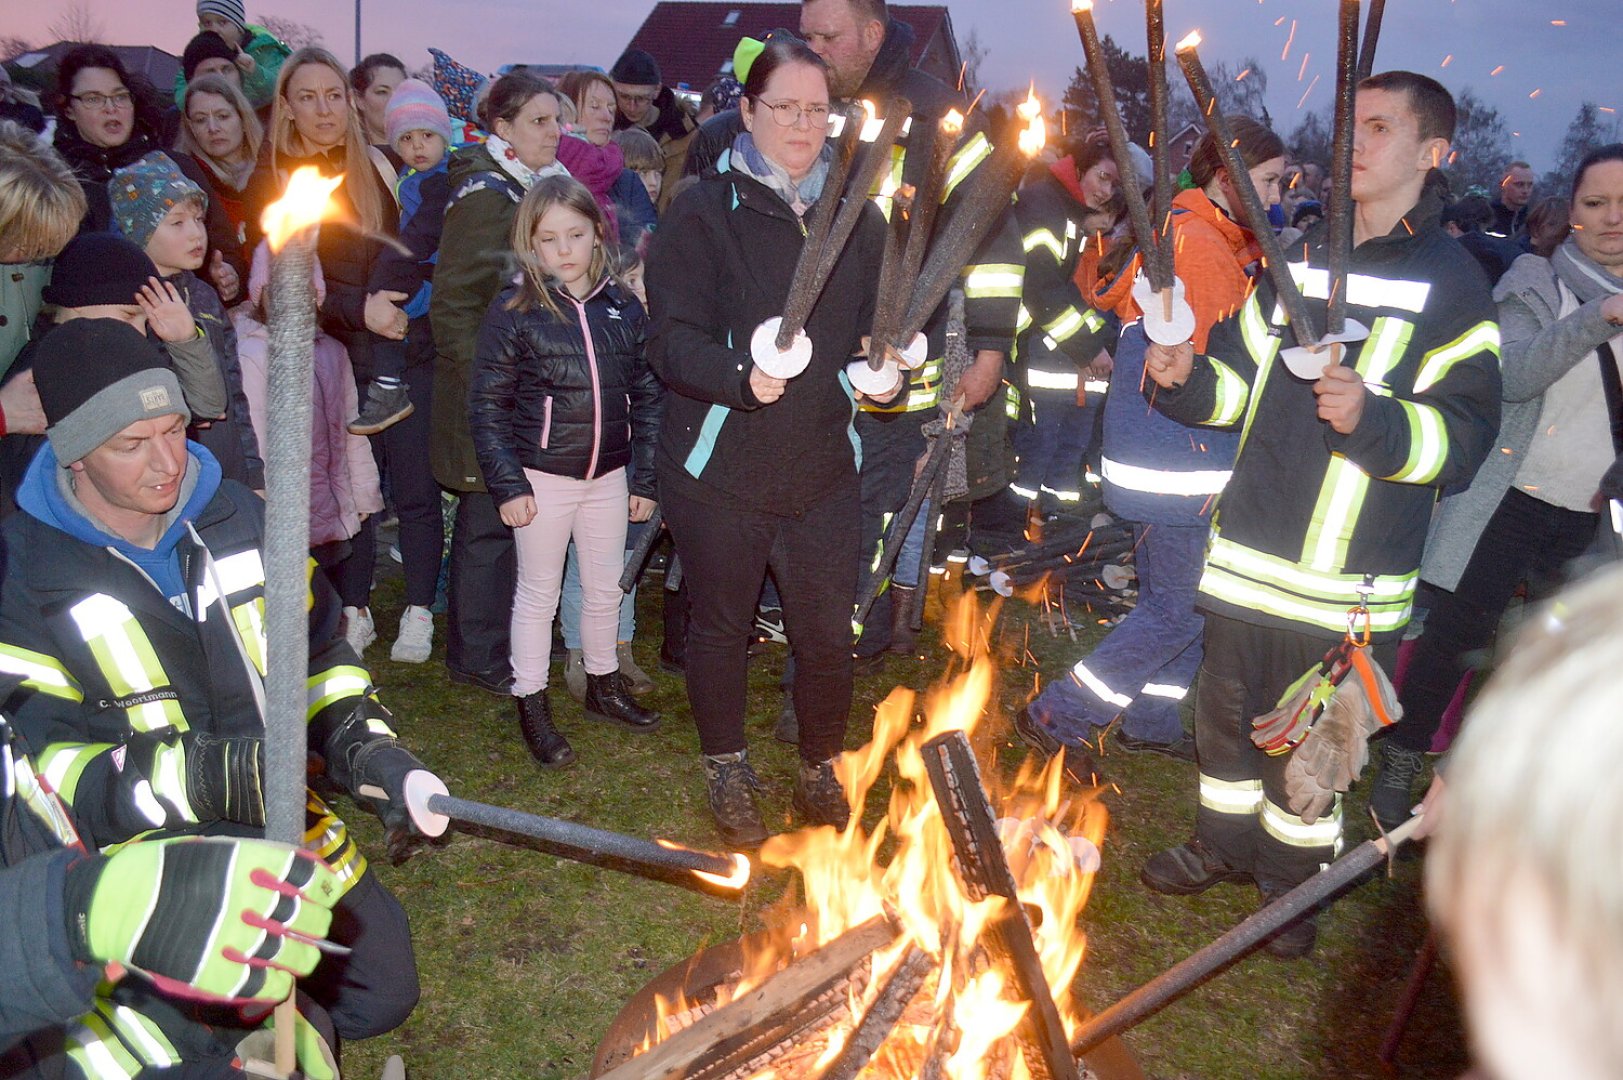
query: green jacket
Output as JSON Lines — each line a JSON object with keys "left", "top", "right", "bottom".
{"left": 173, "top": 24, "right": 290, "bottom": 110}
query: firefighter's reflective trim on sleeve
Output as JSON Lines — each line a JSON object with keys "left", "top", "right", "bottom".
{"left": 14, "top": 746, "right": 86, "bottom": 845}
{"left": 0, "top": 645, "right": 84, "bottom": 702}
{"left": 1140, "top": 682, "right": 1189, "bottom": 700}
{"left": 1198, "top": 773, "right": 1264, "bottom": 815}
{"left": 195, "top": 549, "right": 267, "bottom": 611}
{"left": 962, "top": 263, "right": 1025, "bottom": 300}
{"left": 1005, "top": 382, "right": 1021, "bottom": 419}
{"left": 1261, "top": 796, "right": 1344, "bottom": 854}
{"left": 870, "top": 145, "right": 907, "bottom": 217}
{"left": 67, "top": 595, "right": 189, "bottom": 734}
{"left": 1023, "top": 227, "right": 1066, "bottom": 262}
{"left": 1301, "top": 453, "right": 1371, "bottom": 571}
{"left": 1068, "top": 662, "right": 1132, "bottom": 709}
{"left": 1414, "top": 321, "right": 1500, "bottom": 394}
{"left": 1043, "top": 305, "right": 1103, "bottom": 349}
{"left": 306, "top": 666, "right": 380, "bottom": 725}
{"left": 231, "top": 598, "right": 268, "bottom": 677}
{"left": 1206, "top": 358, "right": 1250, "bottom": 426}
{"left": 1201, "top": 535, "right": 1416, "bottom": 634}
{"left": 1100, "top": 456, "right": 1232, "bottom": 496}
{"left": 306, "top": 792, "right": 366, "bottom": 893}
{"left": 860, "top": 358, "right": 943, "bottom": 414}
{"left": 1355, "top": 316, "right": 1415, "bottom": 396}
{"left": 1084, "top": 378, "right": 1109, "bottom": 394}
{"left": 1386, "top": 400, "right": 1450, "bottom": 485}
{"left": 146, "top": 739, "right": 198, "bottom": 824}
{"left": 870, "top": 512, "right": 893, "bottom": 574}
{"left": 1027, "top": 368, "right": 1080, "bottom": 391}
{"left": 67, "top": 1007, "right": 146, "bottom": 1078}
{"left": 1287, "top": 263, "right": 1432, "bottom": 314}
{"left": 1016, "top": 304, "right": 1033, "bottom": 335}
{"left": 942, "top": 132, "right": 992, "bottom": 202}
{"left": 1009, "top": 482, "right": 1040, "bottom": 500}
{"left": 1040, "top": 484, "right": 1083, "bottom": 503}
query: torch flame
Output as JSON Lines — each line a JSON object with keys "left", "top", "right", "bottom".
{"left": 859, "top": 99, "right": 884, "bottom": 142}
{"left": 1071, "top": 0, "right": 1093, "bottom": 13}
{"left": 260, "top": 166, "right": 343, "bottom": 252}
{"left": 1016, "top": 87, "right": 1046, "bottom": 158}
{"left": 684, "top": 850, "right": 753, "bottom": 890}
{"left": 942, "top": 108, "right": 965, "bottom": 135}
{"left": 1175, "top": 30, "right": 1203, "bottom": 53}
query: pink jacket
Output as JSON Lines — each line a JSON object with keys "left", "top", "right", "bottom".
{"left": 232, "top": 310, "right": 383, "bottom": 546}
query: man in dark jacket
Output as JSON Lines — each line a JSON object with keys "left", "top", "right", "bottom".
{"left": 1489, "top": 160, "right": 1535, "bottom": 238}
{"left": 1134, "top": 73, "right": 1501, "bottom": 957}
{"left": 0, "top": 320, "right": 435, "bottom": 1065}
{"left": 610, "top": 49, "right": 699, "bottom": 214}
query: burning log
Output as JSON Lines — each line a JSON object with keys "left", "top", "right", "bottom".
{"left": 592, "top": 916, "right": 899, "bottom": 1080}
{"left": 1068, "top": 813, "right": 1427, "bottom": 1057}
{"left": 814, "top": 945, "right": 937, "bottom": 1080}
{"left": 922, "top": 731, "right": 1083, "bottom": 1080}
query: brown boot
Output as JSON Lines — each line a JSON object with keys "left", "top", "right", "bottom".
{"left": 887, "top": 586, "right": 917, "bottom": 654}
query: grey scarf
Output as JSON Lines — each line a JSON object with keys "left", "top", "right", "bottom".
{"left": 729, "top": 131, "right": 831, "bottom": 218}
{"left": 1552, "top": 237, "right": 1623, "bottom": 305}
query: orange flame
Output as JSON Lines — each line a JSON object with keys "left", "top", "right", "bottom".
{"left": 1016, "top": 86, "right": 1046, "bottom": 158}
{"left": 655, "top": 840, "right": 753, "bottom": 890}
{"left": 1071, "top": 0, "right": 1093, "bottom": 13}
{"left": 1176, "top": 30, "right": 1203, "bottom": 53}
{"left": 942, "top": 108, "right": 966, "bottom": 135}
{"left": 260, "top": 166, "right": 342, "bottom": 252}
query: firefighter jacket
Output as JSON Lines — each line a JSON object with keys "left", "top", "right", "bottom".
{"left": 1095, "top": 188, "right": 1259, "bottom": 526}
{"left": 1013, "top": 164, "right": 1116, "bottom": 395}
{"left": 1152, "top": 190, "right": 1502, "bottom": 639}
{"left": 0, "top": 441, "right": 388, "bottom": 890}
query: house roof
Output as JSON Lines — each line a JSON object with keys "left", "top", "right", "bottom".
{"left": 621, "top": 3, "right": 952, "bottom": 92}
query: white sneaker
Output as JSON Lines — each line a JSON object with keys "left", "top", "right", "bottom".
{"left": 342, "top": 606, "right": 377, "bottom": 656}
{"left": 391, "top": 605, "right": 434, "bottom": 663}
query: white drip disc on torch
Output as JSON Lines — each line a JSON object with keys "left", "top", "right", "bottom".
{"left": 846, "top": 357, "right": 904, "bottom": 399}
{"left": 1130, "top": 271, "right": 1197, "bottom": 346}
{"left": 896, "top": 332, "right": 930, "bottom": 370}
{"left": 403, "top": 770, "right": 451, "bottom": 838}
{"left": 989, "top": 569, "right": 1014, "bottom": 597}
{"left": 967, "top": 554, "right": 992, "bottom": 577}
{"left": 1101, "top": 563, "right": 1134, "bottom": 591}
{"left": 751, "top": 317, "right": 813, "bottom": 379}
{"left": 1279, "top": 318, "right": 1372, "bottom": 380}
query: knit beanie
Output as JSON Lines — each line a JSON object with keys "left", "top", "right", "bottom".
{"left": 33, "top": 320, "right": 189, "bottom": 466}
{"left": 42, "top": 233, "right": 160, "bottom": 308}
{"left": 109, "top": 153, "right": 208, "bottom": 251}
{"left": 610, "top": 50, "right": 661, "bottom": 88}
{"left": 182, "top": 31, "right": 238, "bottom": 82}
{"left": 196, "top": 0, "right": 247, "bottom": 33}
{"left": 385, "top": 78, "right": 452, "bottom": 147}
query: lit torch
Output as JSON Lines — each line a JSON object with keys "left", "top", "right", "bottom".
{"left": 258, "top": 164, "right": 341, "bottom": 1078}
{"left": 1327, "top": 0, "right": 1360, "bottom": 337}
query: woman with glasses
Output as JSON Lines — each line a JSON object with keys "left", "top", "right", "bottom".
{"left": 51, "top": 45, "right": 245, "bottom": 300}
{"left": 645, "top": 37, "right": 889, "bottom": 847}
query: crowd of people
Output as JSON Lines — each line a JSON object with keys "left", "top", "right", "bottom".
{"left": 1, "top": 0, "right": 1621, "bottom": 1075}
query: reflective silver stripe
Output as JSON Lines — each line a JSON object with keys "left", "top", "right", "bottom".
{"left": 1141, "top": 682, "right": 1188, "bottom": 700}
{"left": 1009, "top": 482, "right": 1040, "bottom": 500}
{"left": 1044, "top": 307, "right": 1087, "bottom": 343}
{"left": 1287, "top": 263, "right": 1432, "bottom": 313}
{"left": 1301, "top": 454, "right": 1370, "bottom": 571}
{"left": 1084, "top": 379, "right": 1110, "bottom": 394}
{"left": 1261, "top": 797, "right": 1343, "bottom": 852}
{"left": 110, "top": 1004, "right": 177, "bottom": 1067}
{"left": 1101, "top": 456, "right": 1231, "bottom": 496}
{"left": 0, "top": 647, "right": 82, "bottom": 701}
{"left": 1357, "top": 315, "right": 1414, "bottom": 395}
{"left": 196, "top": 548, "right": 267, "bottom": 614}
{"left": 1027, "top": 368, "right": 1079, "bottom": 390}
{"left": 1040, "top": 485, "right": 1082, "bottom": 503}
{"left": 963, "top": 264, "right": 1024, "bottom": 299}
{"left": 1069, "top": 663, "right": 1131, "bottom": 708}
{"left": 1386, "top": 400, "right": 1449, "bottom": 484}
{"left": 1199, "top": 773, "right": 1263, "bottom": 815}
{"left": 1415, "top": 321, "right": 1500, "bottom": 393}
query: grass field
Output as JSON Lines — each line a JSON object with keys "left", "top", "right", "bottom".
{"left": 337, "top": 564, "right": 1470, "bottom": 1080}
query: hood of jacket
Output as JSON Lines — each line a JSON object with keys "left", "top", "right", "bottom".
{"left": 17, "top": 439, "right": 223, "bottom": 600}
{"left": 859, "top": 18, "right": 920, "bottom": 100}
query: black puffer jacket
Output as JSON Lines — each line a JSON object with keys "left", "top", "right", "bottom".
{"left": 469, "top": 278, "right": 662, "bottom": 506}
{"left": 646, "top": 158, "right": 885, "bottom": 515}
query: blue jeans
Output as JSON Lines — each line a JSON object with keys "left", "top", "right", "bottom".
{"left": 560, "top": 528, "right": 640, "bottom": 648}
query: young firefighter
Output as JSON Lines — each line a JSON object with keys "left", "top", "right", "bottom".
{"left": 1138, "top": 72, "right": 1501, "bottom": 957}
{"left": 0, "top": 320, "right": 437, "bottom": 1053}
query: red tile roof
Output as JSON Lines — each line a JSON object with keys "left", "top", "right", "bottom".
{"left": 622, "top": 2, "right": 950, "bottom": 92}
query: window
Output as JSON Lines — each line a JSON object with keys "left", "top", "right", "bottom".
{"left": 722, "top": 10, "right": 740, "bottom": 25}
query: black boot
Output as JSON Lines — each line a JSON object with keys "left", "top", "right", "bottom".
{"left": 703, "top": 751, "right": 770, "bottom": 848}
{"left": 792, "top": 757, "right": 851, "bottom": 830}
{"left": 516, "top": 691, "right": 574, "bottom": 768}
{"left": 1369, "top": 740, "right": 1427, "bottom": 832}
{"left": 887, "top": 586, "right": 918, "bottom": 654}
{"left": 773, "top": 694, "right": 799, "bottom": 744}
{"left": 583, "top": 671, "right": 661, "bottom": 732}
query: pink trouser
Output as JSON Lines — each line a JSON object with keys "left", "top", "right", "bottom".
{"left": 510, "top": 467, "right": 628, "bottom": 695}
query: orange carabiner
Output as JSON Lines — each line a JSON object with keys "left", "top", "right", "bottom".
{"left": 1346, "top": 604, "right": 1372, "bottom": 648}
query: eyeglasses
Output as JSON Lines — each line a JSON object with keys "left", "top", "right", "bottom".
{"left": 615, "top": 90, "right": 656, "bottom": 107}
{"left": 762, "top": 100, "right": 832, "bottom": 128}
{"left": 71, "top": 90, "right": 134, "bottom": 111}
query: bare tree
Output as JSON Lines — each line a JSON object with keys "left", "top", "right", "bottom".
{"left": 1288, "top": 109, "right": 1332, "bottom": 168}
{"left": 960, "top": 28, "right": 989, "bottom": 95}
{"left": 256, "top": 15, "right": 324, "bottom": 50}
{"left": 0, "top": 36, "right": 34, "bottom": 62}
{"left": 47, "top": 0, "right": 104, "bottom": 44}
{"left": 1544, "top": 103, "right": 1610, "bottom": 191}
{"left": 1444, "top": 88, "right": 1512, "bottom": 194}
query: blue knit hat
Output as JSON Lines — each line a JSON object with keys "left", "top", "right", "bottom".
{"left": 109, "top": 153, "right": 208, "bottom": 252}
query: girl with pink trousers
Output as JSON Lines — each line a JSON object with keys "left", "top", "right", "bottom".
{"left": 468, "top": 175, "right": 663, "bottom": 768}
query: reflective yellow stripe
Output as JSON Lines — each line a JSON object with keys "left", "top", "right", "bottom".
{"left": 306, "top": 666, "right": 376, "bottom": 722}
{"left": 1415, "top": 320, "right": 1499, "bottom": 393}
{"left": 67, "top": 595, "right": 188, "bottom": 733}
{"left": 1239, "top": 291, "right": 1281, "bottom": 366}
{"left": 1199, "top": 773, "right": 1263, "bottom": 815}
{"left": 1027, "top": 368, "right": 1079, "bottom": 391}
{"left": 306, "top": 793, "right": 366, "bottom": 893}
{"left": 146, "top": 739, "right": 199, "bottom": 822}
{"left": 1287, "top": 263, "right": 1433, "bottom": 313}
{"left": 67, "top": 1011, "right": 143, "bottom": 1078}
{"left": 962, "top": 263, "right": 1024, "bottom": 300}
{"left": 37, "top": 742, "right": 111, "bottom": 806}
{"left": 103, "top": 1001, "right": 179, "bottom": 1068}
{"left": 942, "top": 132, "right": 992, "bottom": 201}
{"left": 1023, "top": 227, "right": 1065, "bottom": 262}
{"left": 1100, "top": 457, "right": 1230, "bottom": 496}
{"left": 0, "top": 644, "right": 83, "bottom": 701}
{"left": 13, "top": 752, "right": 83, "bottom": 845}
{"left": 1202, "top": 536, "right": 1416, "bottom": 634}
{"left": 1204, "top": 358, "right": 1250, "bottom": 426}
{"left": 1016, "top": 304, "right": 1033, "bottom": 334}
{"left": 1005, "top": 383, "right": 1021, "bottom": 418}
{"left": 1356, "top": 316, "right": 1414, "bottom": 396}
{"left": 1300, "top": 454, "right": 1370, "bottom": 571}
{"left": 870, "top": 146, "right": 907, "bottom": 217}
{"left": 232, "top": 598, "right": 268, "bottom": 676}
{"left": 1261, "top": 796, "right": 1343, "bottom": 853}
{"left": 1043, "top": 306, "right": 1086, "bottom": 344}
{"left": 1386, "top": 400, "right": 1450, "bottom": 484}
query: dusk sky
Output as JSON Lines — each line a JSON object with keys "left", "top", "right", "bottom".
{"left": 15, "top": 0, "right": 1617, "bottom": 171}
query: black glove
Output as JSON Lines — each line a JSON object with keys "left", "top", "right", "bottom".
{"left": 351, "top": 738, "right": 432, "bottom": 834}
{"left": 182, "top": 731, "right": 266, "bottom": 826}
